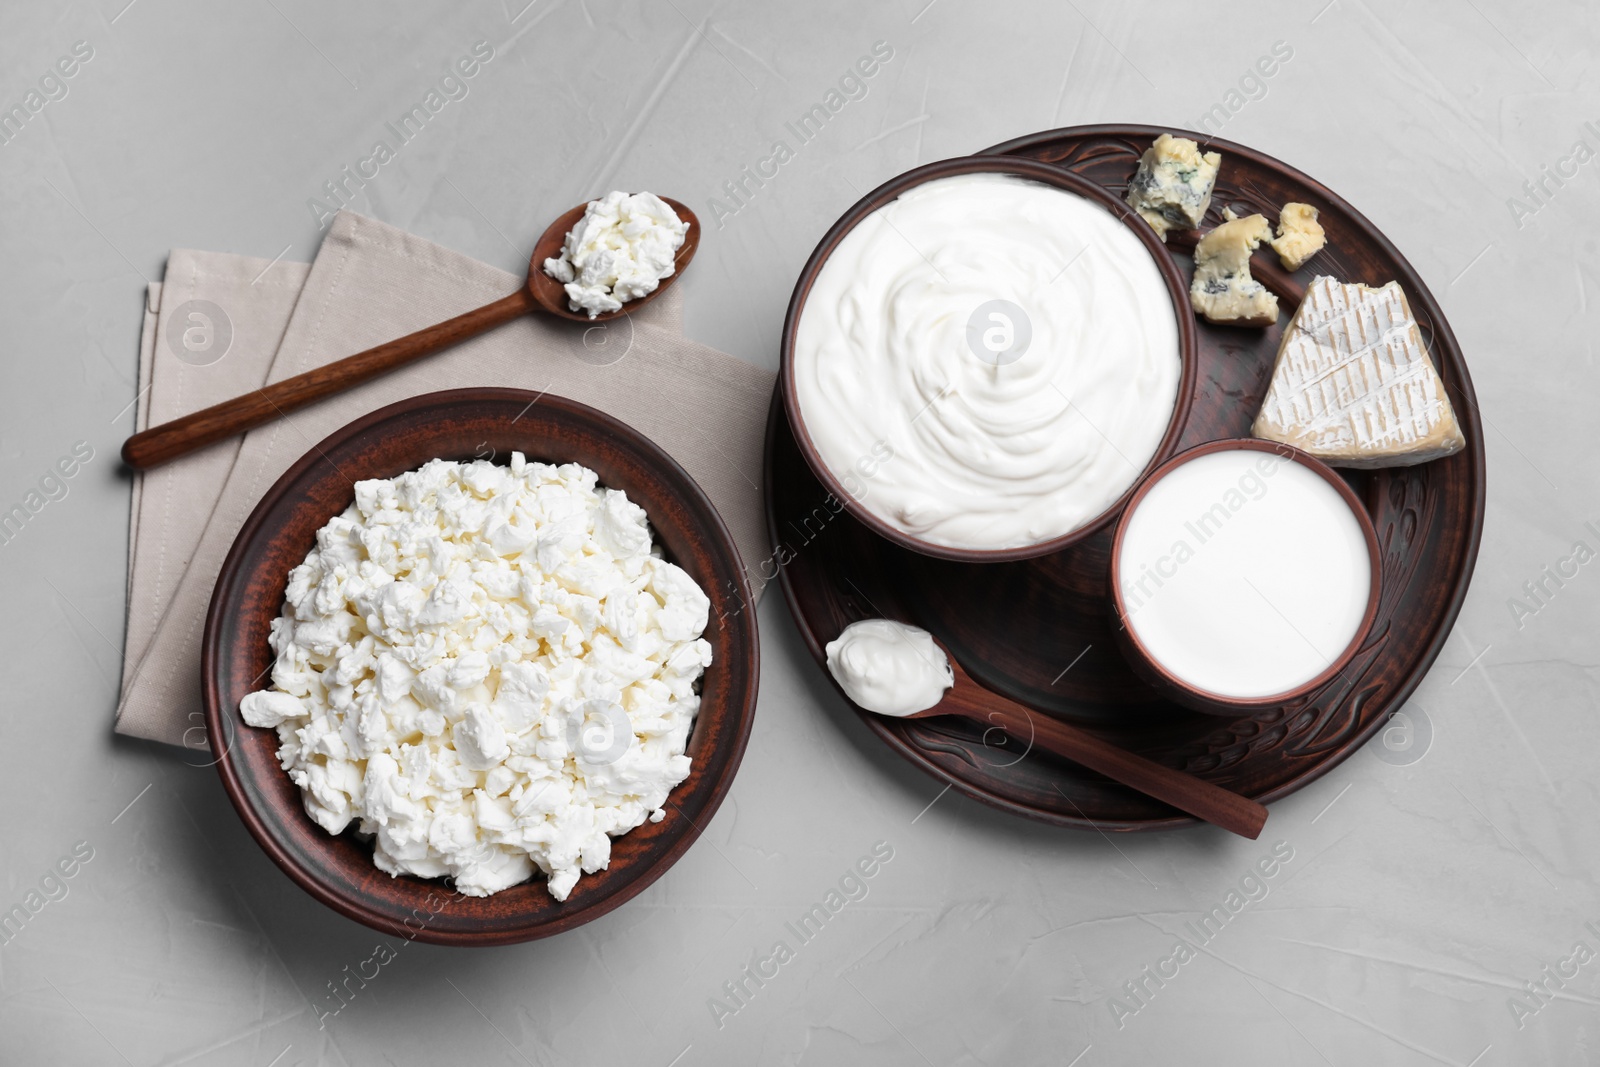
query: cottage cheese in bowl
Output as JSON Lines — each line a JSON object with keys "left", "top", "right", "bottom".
{"left": 238, "top": 454, "right": 712, "bottom": 901}
{"left": 791, "top": 172, "right": 1183, "bottom": 553}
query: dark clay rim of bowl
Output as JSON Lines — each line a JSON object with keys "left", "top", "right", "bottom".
{"left": 1108, "top": 438, "right": 1383, "bottom": 715}
{"left": 201, "top": 388, "right": 760, "bottom": 946}
{"left": 779, "top": 154, "right": 1199, "bottom": 564}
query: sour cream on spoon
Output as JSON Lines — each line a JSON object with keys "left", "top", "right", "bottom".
{"left": 825, "top": 620, "right": 953, "bottom": 716}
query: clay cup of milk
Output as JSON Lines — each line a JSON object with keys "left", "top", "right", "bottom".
{"left": 1109, "top": 439, "right": 1381, "bottom": 716}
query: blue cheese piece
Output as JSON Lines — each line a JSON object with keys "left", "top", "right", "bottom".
{"left": 1125, "top": 134, "right": 1222, "bottom": 242}
{"left": 1253, "top": 276, "right": 1466, "bottom": 467}
{"left": 1189, "top": 213, "right": 1278, "bottom": 327}
{"left": 1271, "top": 202, "right": 1325, "bottom": 271}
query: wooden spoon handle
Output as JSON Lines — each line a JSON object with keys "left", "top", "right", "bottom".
{"left": 121, "top": 289, "right": 536, "bottom": 470}
{"left": 939, "top": 661, "right": 1266, "bottom": 838}
{"left": 985, "top": 702, "right": 1266, "bottom": 838}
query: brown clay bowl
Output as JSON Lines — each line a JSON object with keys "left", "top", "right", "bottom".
{"left": 1109, "top": 439, "right": 1382, "bottom": 717}
{"left": 201, "top": 389, "right": 759, "bottom": 946}
{"left": 779, "top": 154, "right": 1198, "bottom": 564}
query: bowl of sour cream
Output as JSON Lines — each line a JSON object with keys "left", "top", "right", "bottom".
{"left": 1110, "top": 439, "right": 1382, "bottom": 716}
{"left": 782, "top": 156, "right": 1197, "bottom": 562}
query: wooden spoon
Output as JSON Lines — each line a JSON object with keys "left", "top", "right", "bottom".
{"left": 893, "top": 636, "right": 1268, "bottom": 839}
{"left": 120, "top": 197, "right": 700, "bottom": 471}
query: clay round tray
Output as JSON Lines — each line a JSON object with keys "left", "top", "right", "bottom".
{"left": 764, "top": 124, "right": 1486, "bottom": 830}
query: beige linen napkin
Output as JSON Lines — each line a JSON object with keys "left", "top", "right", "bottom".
{"left": 117, "top": 211, "right": 773, "bottom": 749}
{"left": 121, "top": 253, "right": 311, "bottom": 699}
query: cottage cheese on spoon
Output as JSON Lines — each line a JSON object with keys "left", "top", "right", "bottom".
{"left": 542, "top": 191, "right": 688, "bottom": 317}
{"left": 239, "top": 455, "right": 712, "bottom": 900}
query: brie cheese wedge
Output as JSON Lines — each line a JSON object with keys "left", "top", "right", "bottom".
{"left": 1126, "top": 134, "right": 1221, "bottom": 242}
{"left": 1253, "top": 276, "right": 1466, "bottom": 467}
{"left": 1190, "top": 213, "right": 1278, "bottom": 327}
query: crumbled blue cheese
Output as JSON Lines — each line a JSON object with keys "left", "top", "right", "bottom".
{"left": 1189, "top": 213, "right": 1279, "bottom": 328}
{"left": 1271, "top": 202, "right": 1326, "bottom": 271}
{"left": 1125, "top": 133, "right": 1222, "bottom": 242}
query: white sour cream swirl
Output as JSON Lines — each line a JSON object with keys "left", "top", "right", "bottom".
{"left": 793, "top": 174, "right": 1182, "bottom": 550}
{"left": 825, "top": 620, "right": 952, "bottom": 717}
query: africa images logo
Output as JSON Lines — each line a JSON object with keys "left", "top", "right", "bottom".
{"left": 165, "top": 300, "right": 233, "bottom": 367}
{"left": 966, "top": 299, "right": 1032, "bottom": 367}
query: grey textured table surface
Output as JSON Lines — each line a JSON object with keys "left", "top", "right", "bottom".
{"left": 2, "top": 0, "right": 1596, "bottom": 1063}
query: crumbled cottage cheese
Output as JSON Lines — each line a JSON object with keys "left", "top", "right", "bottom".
{"left": 239, "top": 455, "right": 713, "bottom": 900}
{"left": 542, "top": 190, "right": 689, "bottom": 318}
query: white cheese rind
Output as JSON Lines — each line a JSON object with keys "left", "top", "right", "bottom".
{"left": 240, "top": 455, "right": 713, "bottom": 900}
{"left": 1189, "top": 213, "right": 1278, "bottom": 327}
{"left": 1125, "top": 134, "right": 1222, "bottom": 242}
{"left": 1252, "top": 276, "right": 1466, "bottom": 467}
